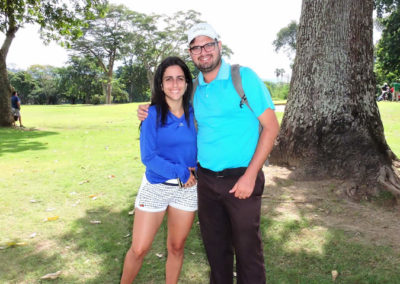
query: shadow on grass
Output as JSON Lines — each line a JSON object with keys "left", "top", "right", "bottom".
{"left": 1, "top": 185, "right": 399, "bottom": 283}
{"left": 0, "top": 127, "right": 58, "bottom": 156}
{"left": 261, "top": 175, "right": 400, "bottom": 283}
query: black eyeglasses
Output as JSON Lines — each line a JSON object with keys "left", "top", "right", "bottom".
{"left": 189, "top": 41, "right": 218, "bottom": 55}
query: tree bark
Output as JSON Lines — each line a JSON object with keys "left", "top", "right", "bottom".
{"left": 106, "top": 75, "right": 112, "bottom": 104}
{"left": 270, "top": 0, "right": 400, "bottom": 198}
{"left": 0, "top": 28, "right": 17, "bottom": 126}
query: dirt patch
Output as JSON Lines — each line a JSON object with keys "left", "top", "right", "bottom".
{"left": 261, "top": 165, "right": 400, "bottom": 251}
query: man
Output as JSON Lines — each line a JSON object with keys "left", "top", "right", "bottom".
{"left": 139, "top": 23, "right": 279, "bottom": 283}
{"left": 11, "top": 91, "right": 23, "bottom": 127}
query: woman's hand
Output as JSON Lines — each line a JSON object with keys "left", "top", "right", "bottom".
{"left": 184, "top": 167, "right": 197, "bottom": 188}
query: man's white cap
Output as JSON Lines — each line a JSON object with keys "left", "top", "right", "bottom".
{"left": 187, "top": 23, "right": 219, "bottom": 45}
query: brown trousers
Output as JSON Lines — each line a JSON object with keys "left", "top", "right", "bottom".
{"left": 197, "top": 166, "right": 266, "bottom": 284}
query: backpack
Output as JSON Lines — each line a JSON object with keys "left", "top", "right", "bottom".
{"left": 190, "top": 64, "right": 252, "bottom": 112}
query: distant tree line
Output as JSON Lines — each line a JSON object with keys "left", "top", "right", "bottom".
{"left": 6, "top": 4, "right": 235, "bottom": 106}
{"left": 8, "top": 56, "right": 148, "bottom": 105}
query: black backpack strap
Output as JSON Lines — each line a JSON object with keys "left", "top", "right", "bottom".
{"left": 231, "top": 64, "right": 253, "bottom": 112}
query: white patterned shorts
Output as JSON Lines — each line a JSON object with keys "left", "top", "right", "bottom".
{"left": 135, "top": 175, "right": 198, "bottom": 212}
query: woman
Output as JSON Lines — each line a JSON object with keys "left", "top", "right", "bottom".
{"left": 120, "top": 57, "right": 197, "bottom": 284}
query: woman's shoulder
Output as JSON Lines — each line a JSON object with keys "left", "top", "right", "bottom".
{"left": 141, "top": 105, "right": 157, "bottom": 128}
{"left": 148, "top": 105, "right": 157, "bottom": 113}
{"left": 147, "top": 105, "right": 158, "bottom": 118}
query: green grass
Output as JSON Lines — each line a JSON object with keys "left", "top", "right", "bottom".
{"left": 0, "top": 102, "right": 399, "bottom": 283}
{"left": 379, "top": 101, "right": 400, "bottom": 156}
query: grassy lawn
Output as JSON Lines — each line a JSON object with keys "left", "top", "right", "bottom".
{"left": 379, "top": 101, "right": 400, "bottom": 156}
{"left": 0, "top": 102, "right": 399, "bottom": 283}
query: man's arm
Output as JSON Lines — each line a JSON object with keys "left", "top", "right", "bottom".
{"left": 137, "top": 104, "right": 150, "bottom": 121}
{"left": 229, "top": 108, "right": 279, "bottom": 199}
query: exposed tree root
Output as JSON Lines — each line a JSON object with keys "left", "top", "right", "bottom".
{"left": 377, "top": 165, "right": 400, "bottom": 199}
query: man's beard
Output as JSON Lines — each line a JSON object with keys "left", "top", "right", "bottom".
{"left": 196, "top": 53, "right": 222, "bottom": 74}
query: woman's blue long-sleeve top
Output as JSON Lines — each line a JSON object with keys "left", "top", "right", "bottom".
{"left": 140, "top": 105, "right": 197, "bottom": 184}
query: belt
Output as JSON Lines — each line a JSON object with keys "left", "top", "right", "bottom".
{"left": 198, "top": 164, "right": 247, "bottom": 178}
{"left": 162, "top": 178, "right": 179, "bottom": 186}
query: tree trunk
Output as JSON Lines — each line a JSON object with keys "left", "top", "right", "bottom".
{"left": 105, "top": 57, "right": 115, "bottom": 104}
{"left": 106, "top": 77, "right": 112, "bottom": 104}
{"left": 146, "top": 66, "right": 154, "bottom": 95}
{"left": 270, "top": 0, "right": 400, "bottom": 198}
{"left": 0, "top": 29, "right": 17, "bottom": 126}
{"left": 0, "top": 54, "right": 12, "bottom": 126}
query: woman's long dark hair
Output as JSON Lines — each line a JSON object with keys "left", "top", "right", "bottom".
{"left": 151, "top": 56, "right": 193, "bottom": 127}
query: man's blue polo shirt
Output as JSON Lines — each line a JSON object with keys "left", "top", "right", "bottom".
{"left": 193, "top": 59, "right": 275, "bottom": 171}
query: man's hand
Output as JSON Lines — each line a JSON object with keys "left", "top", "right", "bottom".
{"left": 229, "top": 174, "right": 256, "bottom": 199}
{"left": 137, "top": 104, "right": 150, "bottom": 121}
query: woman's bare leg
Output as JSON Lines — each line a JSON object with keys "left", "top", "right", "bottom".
{"left": 165, "top": 207, "right": 195, "bottom": 284}
{"left": 120, "top": 209, "right": 165, "bottom": 284}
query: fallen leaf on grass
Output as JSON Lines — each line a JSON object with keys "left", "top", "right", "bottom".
{"left": 332, "top": 270, "right": 339, "bottom": 281}
{"left": 108, "top": 175, "right": 116, "bottom": 178}
{"left": 41, "top": 271, "right": 62, "bottom": 280}
{"left": 44, "top": 216, "right": 59, "bottom": 222}
{"left": 79, "top": 180, "right": 90, "bottom": 185}
{"left": 90, "top": 220, "right": 101, "bottom": 224}
{"left": 6, "top": 242, "right": 27, "bottom": 248}
{"left": 89, "top": 194, "right": 97, "bottom": 200}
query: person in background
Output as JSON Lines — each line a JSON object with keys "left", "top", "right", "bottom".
{"left": 11, "top": 91, "right": 23, "bottom": 127}
{"left": 120, "top": 57, "right": 198, "bottom": 284}
{"left": 138, "top": 23, "right": 280, "bottom": 284}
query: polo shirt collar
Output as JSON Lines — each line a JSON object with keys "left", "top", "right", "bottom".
{"left": 198, "top": 58, "right": 230, "bottom": 85}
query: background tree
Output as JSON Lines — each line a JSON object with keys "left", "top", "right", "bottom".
{"left": 8, "top": 70, "right": 38, "bottom": 104}
{"left": 270, "top": 0, "right": 400, "bottom": 199}
{"left": 374, "top": 0, "right": 400, "bottom": 85}
{"left": 71, "top": 4, "right": 138, "bottom": 104}
{"left": 0, "top": 0, "right": 104, "bottom": 126}
{"left": 57, "top": 55, "right": 103, "bottom": 104}
{"left": 129, "top": 10, "right": 233, "bottom": 91}
{"left": 116, "top": 58, "right": 150, "bottom": 102}
{"left": 110, "top": 79, "right": 128, "bottom": 103}
{"left": 272, "top": 20, "right": 298, "bottom": 60}
{"left": 27, "top": 65, "right": 59, "bottom": 104}
{"left": 129, "top": 10, "right": 200, "bottom": 91}
{"left": 274, "top": 68, "right": 286, "bottom": 82}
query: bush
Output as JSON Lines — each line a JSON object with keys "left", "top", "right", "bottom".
{"left": 91, "top": 94, "right": 104, "bottom": 105}
{"left": 265, "top": 81, "right": 290, "bottom": 100}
